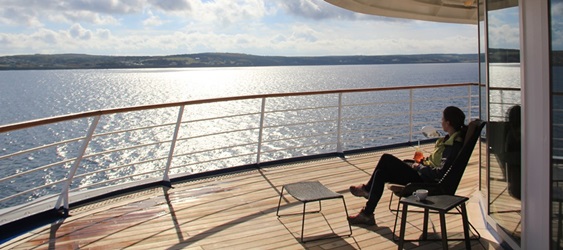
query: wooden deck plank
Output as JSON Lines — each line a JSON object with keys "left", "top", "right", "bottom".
{"left": 2, "top": 144, "right": 502, "bottom": 250}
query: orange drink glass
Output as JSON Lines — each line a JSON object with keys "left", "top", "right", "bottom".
{"left": 414, "top": 147, "right": 424, "bottom": 163}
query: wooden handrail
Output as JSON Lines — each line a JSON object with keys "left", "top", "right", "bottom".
{"left": 0, "top": 82, "right": 477, "bottom": 133}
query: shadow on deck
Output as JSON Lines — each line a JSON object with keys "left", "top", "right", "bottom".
{"left": 2, "top": 144, "right": 503, "bottom": 249}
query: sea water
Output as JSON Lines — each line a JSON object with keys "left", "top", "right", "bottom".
{"left": 0, "top": 63, "right": 478, "bottom": 125}
{"left": 0, "top": 63, "right": 482, "bottom": 207}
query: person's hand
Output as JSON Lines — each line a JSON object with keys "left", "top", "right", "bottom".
{"left": 412, "top": 163, "right": 420, "bottom": 170}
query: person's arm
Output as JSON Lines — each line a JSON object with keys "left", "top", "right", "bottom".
{"left": 416, "top": 138, "right": 464, "bottom": 182}
{"left": 436, "top": 139, "right": 464, "bottom": 177}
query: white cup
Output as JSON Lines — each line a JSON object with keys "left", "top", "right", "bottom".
{"left": 412, "top": 189, "right": 429, "bottom": 201}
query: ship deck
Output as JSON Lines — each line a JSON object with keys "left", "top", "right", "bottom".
{"left": 2, "top": 144, "right": 503, "bottom": 250}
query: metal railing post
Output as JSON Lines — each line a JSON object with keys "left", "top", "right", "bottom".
{"left": 55, "top": 115, "right": 100, "bottom": 214}
{"left": 409, "top": 89, "right": 414, "bottom": 142}
{"left": 468, "top": 85, "right": 472, "bottom": 120}
{"left": 336, "top": 93, "right": 343, "bottom": 154}
{"left": 256, "top": 98, "right": 267, "bottom": 164}
{"left": 163, "top": 105, "right": 185, "bottom": 185}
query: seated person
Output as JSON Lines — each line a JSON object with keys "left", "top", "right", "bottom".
{"left": 504, "top": 105, "right": 521, "bottom": 200}
{"left": 347, "top": 106, "right": 467, "bottom": 225}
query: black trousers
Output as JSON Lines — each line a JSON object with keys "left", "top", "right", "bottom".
{"left": 363, "top": 153, "right": 423, "bottom": 214}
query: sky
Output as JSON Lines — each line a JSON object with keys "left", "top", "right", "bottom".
{"left": 0, "top": 0, "right": 482, "bottom": 57}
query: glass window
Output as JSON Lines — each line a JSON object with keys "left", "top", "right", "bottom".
{"left": 479, "top": 0, "right": 487, "bottom": 194}
{"left": 551, "top": 0, "right": 563, "bottom": 247}
{"left": 486, "top": 0, "right": 521, "bottom": 244}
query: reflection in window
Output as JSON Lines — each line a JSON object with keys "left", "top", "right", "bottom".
{"left": 486, "top": 0, "right": 521, "bottom": 244}
{"left": 551, "top": 0, "right": 563, "bottom": 247}
{"left": 479, "top": 0, "right": 487, "bottom": 194}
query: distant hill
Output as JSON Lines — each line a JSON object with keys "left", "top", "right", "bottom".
{"left": 0, "top": 52, "right": 481, "bottom": 70}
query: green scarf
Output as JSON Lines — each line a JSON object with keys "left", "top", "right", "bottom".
{"left": 423, "top": 130, "right": 462, "bottom": 168}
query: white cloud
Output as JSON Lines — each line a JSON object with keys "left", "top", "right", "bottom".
{"left": 69, "top": 23, "right": 93, "bottom": 40}
{"left": 552, "top": 1, "right": 563, "bottom": 16}
{"left": 0, "top": 7, "right": 43, "bottom": 27}
{"left": 0, "top": 0, "right": 478, "bottom": 56}
{"left": 32, "top": 29, "right": 60, "bottom": 45}
{"left": 62, "top": 11, "right": 120, "bottom": 25}
{"left": 96, "top": 29, "right": 111, "bottom": 39}
{"left": 552, "top": 2, "right": 563, "bottom": 50}
{"left": 182, "top": 0, "right": 267, "bottom": 27}
{"left": 278, "top": 0, "right": 397, "bottom": 22}
{"left": 488, "top": 24, "right": 519, "bottom": 49}
{"left": 65, "top": 0, "right": 146, "bottom": 14}
{"left": 271, "top": 34, "right": 286, "bottom": 44}
{"left": 288, "top": 25, "right": 319, "bottom": 42}
{"left": 149, "top": 0, "right": 192, "bottom": 12}
{"left": 143, "top": 11, "right": 165, "bottom": 27}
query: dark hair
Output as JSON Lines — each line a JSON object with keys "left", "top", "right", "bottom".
{"left": 507, "top": 105, "right": 521, "bottom": 138}
{"left": 507, "top": 105, "right": 521, "bottom": 129}
{"left": 443, "top": 106, "right": 466, "bottom": 131}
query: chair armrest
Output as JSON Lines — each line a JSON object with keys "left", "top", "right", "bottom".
{"left": 388, "top": 183, "right": 406, "bottom": 195}
{"left": 403, "top": 159, "right": 415, "bottom": 165}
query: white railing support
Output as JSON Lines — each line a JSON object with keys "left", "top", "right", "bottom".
{"left": 336, "top": 93, "right": 343, "bottom": 153}
{"left": 54, "top": 115, "right": 100, "bottom": 213}
{"left": 468, "top": 85, "right": 472, "bottom": 119}
{"left": 163, "top": 105, "right": 185, "bottom": 184}
{"left": 256, "top": 98, "right": 267, "bottom": 164}
{"left": 409, "top": 89, "right": 414, "bottom": 142}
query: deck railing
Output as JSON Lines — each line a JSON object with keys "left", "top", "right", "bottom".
{"left": 0, "top": 83, "right": 479, "bottom": 221}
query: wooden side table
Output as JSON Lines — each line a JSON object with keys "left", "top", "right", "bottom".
{"left": 397, "top": 195, "right": 471, "bottom": 250}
